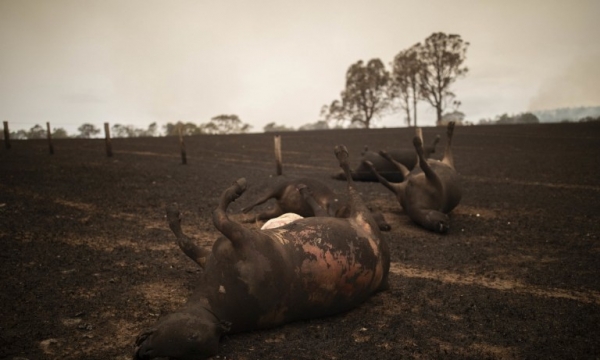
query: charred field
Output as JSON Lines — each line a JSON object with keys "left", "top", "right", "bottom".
{"left": 1, "top": 122, "right": 599, "bottom": 360}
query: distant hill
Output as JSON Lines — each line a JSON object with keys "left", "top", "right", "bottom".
{"left": 532, "top": 106, "right": 600, "bottom": 123}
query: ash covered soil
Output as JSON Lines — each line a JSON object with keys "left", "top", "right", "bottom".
{"left": 1, "top": 123, "right": 599, "bottom": 360}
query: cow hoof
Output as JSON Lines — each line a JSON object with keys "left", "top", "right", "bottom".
{"left": 334, "top": 145, "right": 349, "bottom": 162}
{"left": 166, "top": 203, "right": 182, "bottom": 224}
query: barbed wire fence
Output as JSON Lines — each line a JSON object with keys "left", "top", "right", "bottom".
{"left": 2, "top": 121, "right": 283, "bottom": 169}
{"left": 2, "top": 121, "right": 194, "bottom": 165}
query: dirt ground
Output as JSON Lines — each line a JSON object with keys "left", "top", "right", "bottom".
{"left": 1, "top": 122, "right": 599, "bottom": 360}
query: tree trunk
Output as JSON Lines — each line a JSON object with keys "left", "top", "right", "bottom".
{"left": 436, "top": 104, "right": 443, "bottom": 126}
{"left": 413, "top": 94, "right": 418, "bottom": 128}
{"left": 411, "top": 80, "right": 418, "bottom": 127}
{"left": 364, "top": 116, "right": 371, "bottom": 129}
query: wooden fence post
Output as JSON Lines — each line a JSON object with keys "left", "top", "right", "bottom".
{"left": 46, "top": 122, "right": 54, "bottom": 155}
{"left": 178, "top": 124, "right": 187, "bottom": 165}
{"left": 274, "top": 135, "right": 282, "bottom": 176}
{"left": 3, "top": 121, "right": 10, "bottom": 149}
{"left": 104, "top": 122, "right": 113, "bottom": 157}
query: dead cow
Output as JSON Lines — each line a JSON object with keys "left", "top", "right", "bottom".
{"left": 332, "top": 135, "right": 440, "bottom": 183}
{"left": 134, "top": 145, "right": 391, "bottom": 360}
{"left": 240, "top": 176, "right": 391, "bottom": 231}
{"left": 365, "top": 122, "right": 462, "bottom": 233}
{"left": 241, "top": 177, "right": 341, "bottom": 220}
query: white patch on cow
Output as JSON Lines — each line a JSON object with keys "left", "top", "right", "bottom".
{"left": 261, "top": 213, "right": 304, "bottom": 230}
{"left": 218, "top": 285, "right": 226, "bottom": 294}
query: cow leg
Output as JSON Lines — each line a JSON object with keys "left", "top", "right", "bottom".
{"left": 237, "top": 203, "right": 283, "bottom": 223}
{"left": 364, "top": 160, "right": 404, "bottom": 196}
{"left": 378, "top": 150, "right": 411, "bottom": 179}
{"left": 442, "top": 121, "right": 455, "bottom": 169}
{"left": 335, "top": 146, "right": 375, "bottom": 221}
{"left": 241, "top": 189, "right": 277, "bottom": 214}
{"left": 252, "top": 204, "right": 284, "bottom": 221}
{"left": 416, "top": 127, "right": 443, "bottom": 159}
{"left": 424, "top": 135, "right": 441, "bottom": 158}
{"left": 410, "top": 136, "right": 452, "bottom": 233}
{"left": 297, "top": 184, "right": 330, "bottom": 217}
{"left": 415, "top": 127, "right": 424, "bottom": 143}
{"left": 336, "top": 145, "right": 390, "bottom": 290}
{"left": 166, "top": 204, "right": 211, "bottom": 268}
{"left": 414, "top": 136, "right": 444, "bottom": 197}
{"left": 431, "top": 134, "right": 441, "bottom": 148}
{"left": 212, "top": 178, "right": 255, "bottom": 249}
{"left": 238, "top": 186, "right": 283, "bottom": 223}
{"left": 336, "top": 145, "right": 360, "bottom": 213}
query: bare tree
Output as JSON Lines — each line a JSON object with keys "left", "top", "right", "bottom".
{"left": 417, "top": 32, "right": 469, "bottom": 125}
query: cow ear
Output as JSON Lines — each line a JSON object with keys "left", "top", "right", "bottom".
{"left": 218, "top": 321, "right": 232, "bottom": 334}
{"left": 135, "top": 328, "right": 156, "bottom": 346}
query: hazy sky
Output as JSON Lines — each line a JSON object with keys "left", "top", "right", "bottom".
{"left": 1, "top": 0, "right": 599, "bottom": 134}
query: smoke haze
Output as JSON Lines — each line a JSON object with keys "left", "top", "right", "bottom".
{"left": 529, "top": 55, "right": 600, "bottom": 111}
{"left": 1, "top": 0, "right": 598, "bottom": 134}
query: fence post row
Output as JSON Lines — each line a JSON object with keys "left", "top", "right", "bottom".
{"left": 0, "top": 122, "right": 265, "bottom": 168}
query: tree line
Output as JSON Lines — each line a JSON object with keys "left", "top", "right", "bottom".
{"left": 162, "top": 115, "right": 251, "bottom": 136}
{"left": 320, "top": 32, "right": 469, "bottom": 129}
{"left": 3, "top": 114, "right": 253, "bottom": 140}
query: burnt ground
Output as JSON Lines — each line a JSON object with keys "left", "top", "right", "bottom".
{"left": 1, "top": 122, "right": 599, "bottom": 360}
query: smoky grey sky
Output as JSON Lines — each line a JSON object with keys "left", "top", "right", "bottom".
{"left": 1, "top": 0, "right": 598, "bottom": 134}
